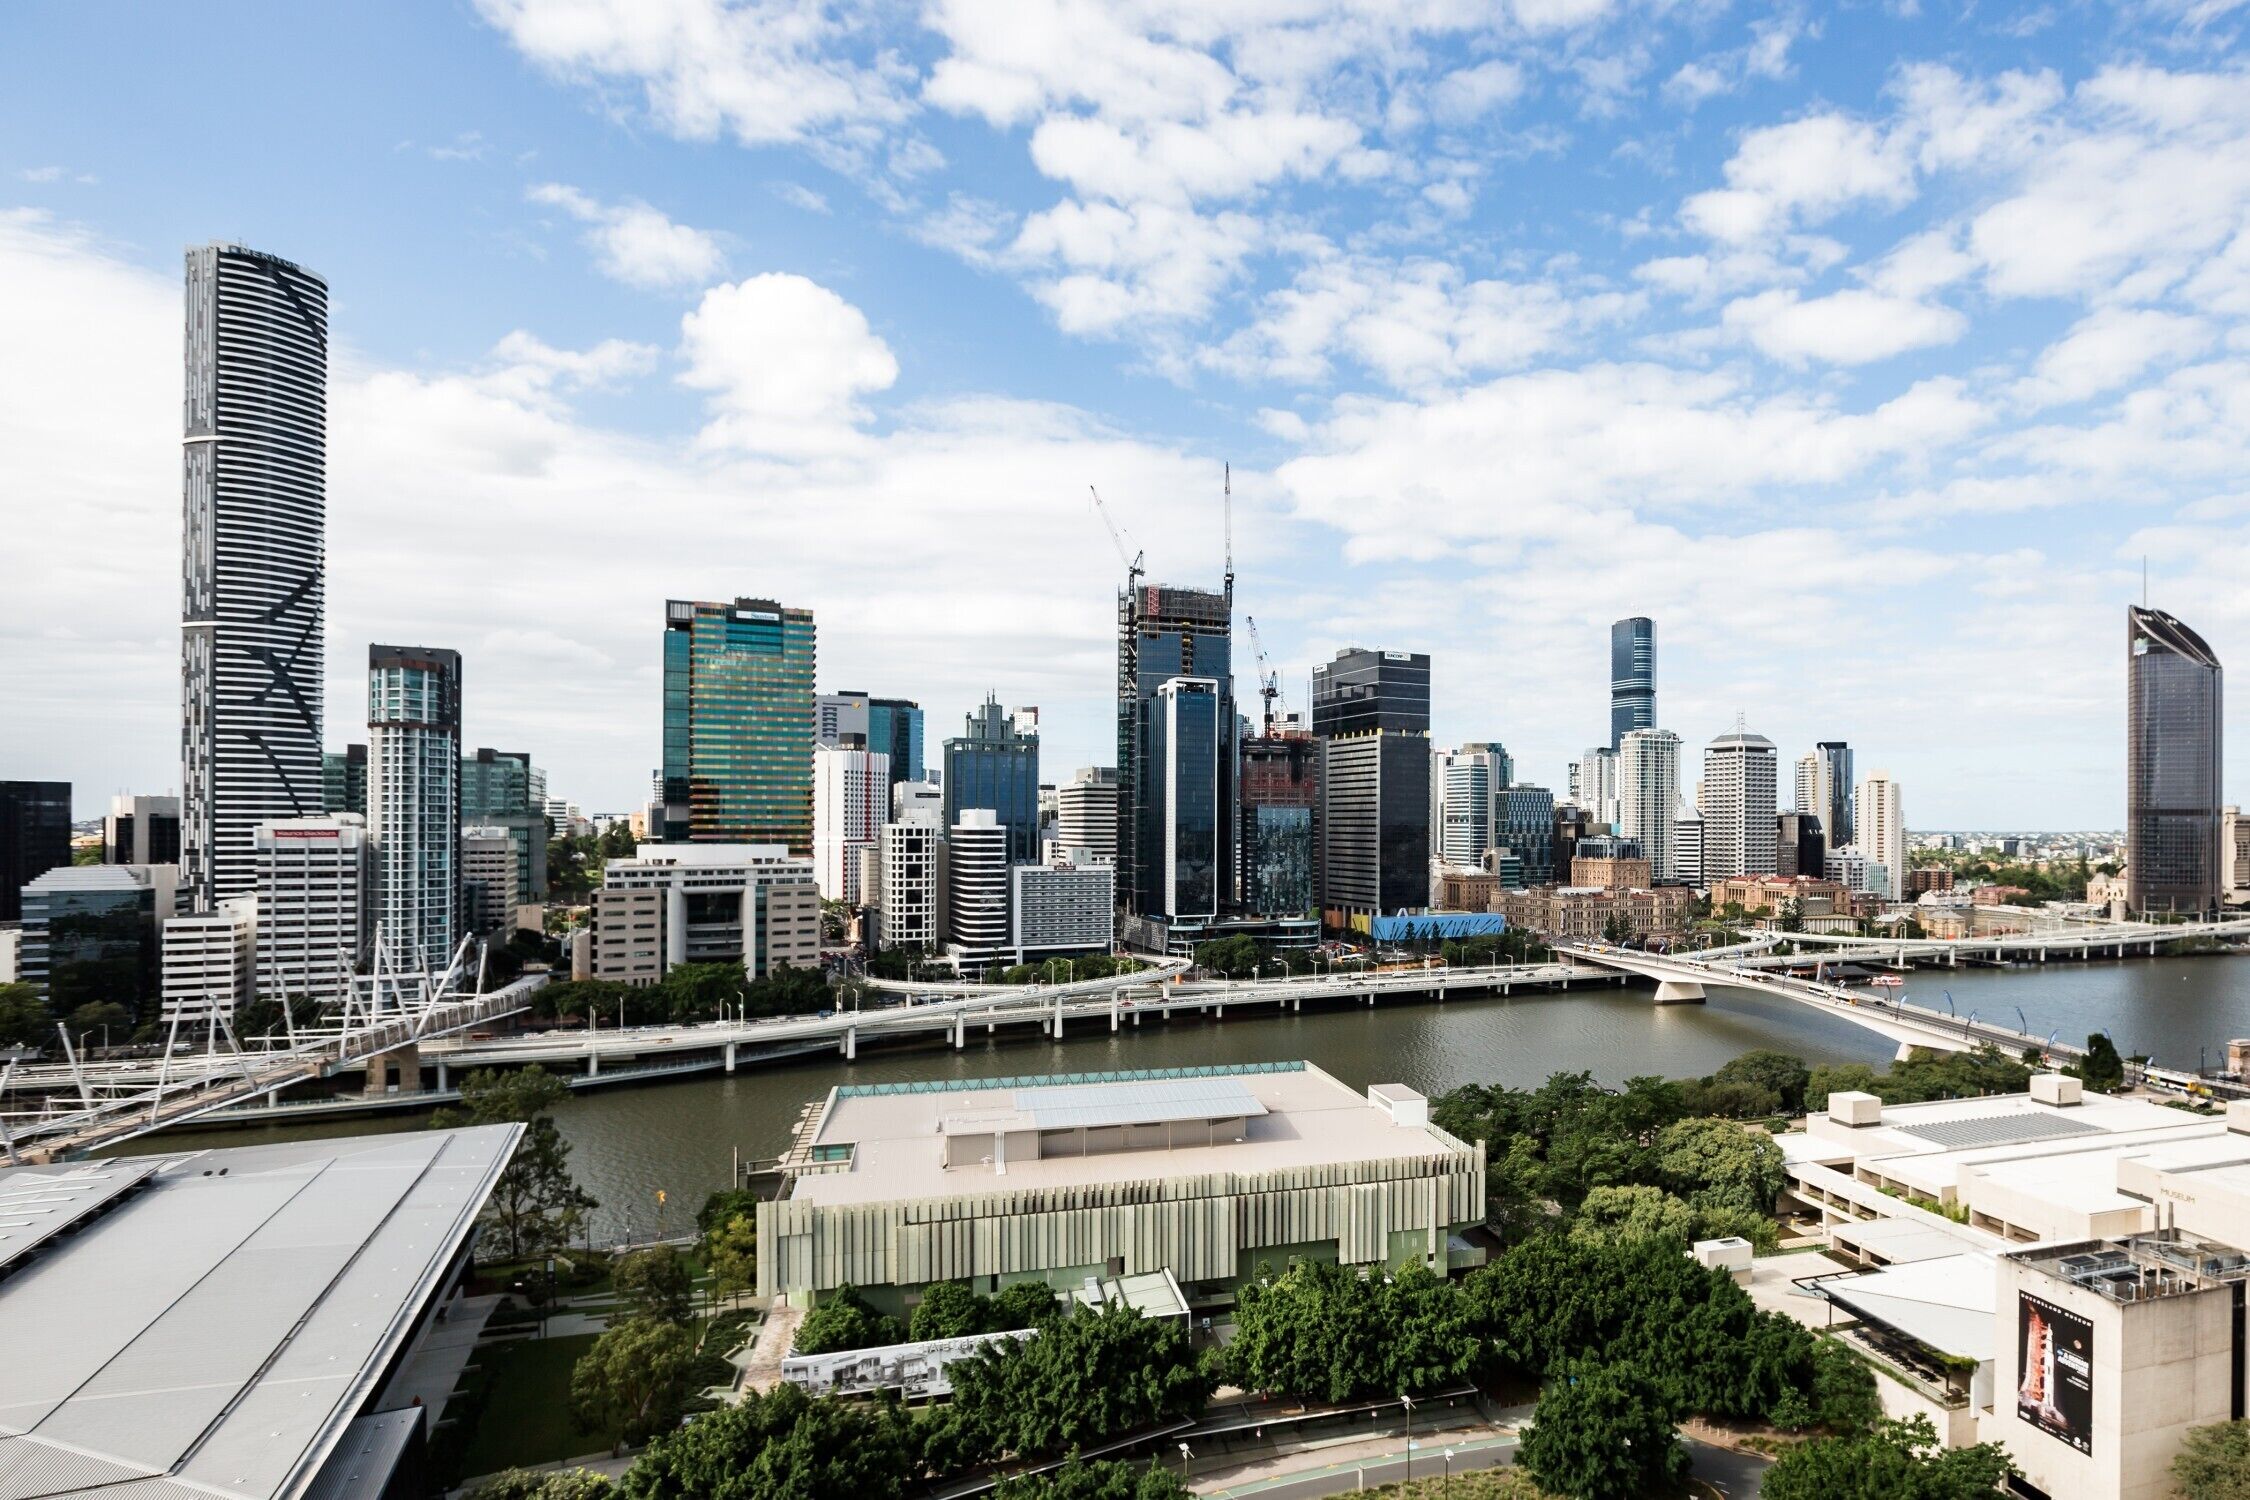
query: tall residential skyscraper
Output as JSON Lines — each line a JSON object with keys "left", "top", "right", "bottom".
{"left": 943, "top": 693, "right": 1041, "bottom": 864}
{"left": 1054, "top": 766, "right": 1122, "bottom": 864}
{"left": 1149, "top": 678, "right": 1223, "bottom": 918}
{"left": 181, "top": 244, "right": 328, "bottom": 910}
{"left": 1854, "top": 772, "right": 1906, "bottom": 902}
{"left": 1117, "top": 581, "right": 1236, "bottom": 921}
{"left": 1313, "top": 648, "right": 1431, "bottom": 928}
{"left": 0, "top": 781, "right": 73, "bottom": 923}
{"left": 2127, "top": 606, "right": 2224, "bottom": 915}
{"left": 661, "top": 598, "right": 817, "bottom": 851}
{"left": 814, "top": 740, "right": 890, "bottom": 904}
{"left": 1436, "top": 744, "right": 1510, "bottom": 866}
{"left": 1609, "top": 617, "right": 1655, "bottom": 749}
{"left": 367, "top": 645, "right": 461, "bottom": 972}
{"left": 1498, "top": 785, "right": 1556, "bottom": 888}
{"left": 1575, "top": 747, "right": 1620, "bottom": 827}
{"left": 255, "top": 814, "right": 364, "bottom": 1003}
{"left": 1816, "top": 741, "right": 1854, "bottom": 848}
{"left": 323, "top": 745, "right": 367, "bottom": 816}
{"left": 1617, "top": 729, "right": 1682, "bottom": 883}
{"left": 1701, "top": 727, "right": 1779, "bottom": 880}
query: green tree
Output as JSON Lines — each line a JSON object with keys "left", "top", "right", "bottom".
{"left": 571, "top": 1319, "right": 700, "bottom": 1452}
{"left": 465, "top": 1469, "right": 616, "bottom": 1500}
{"left": 1712, "top": 1050, "right": 1811, "bottom": 1113}
{"left": 792, "top": 1284, "right": 906, "bottom": 1355}
{"left": 613, "top": 1245, "right": 695, "bottom": 1326}
{"left": 1517, "top": 1358, "right": 1687, "bottom": 1500}
{"left": 1805, "top": 1062, "right": 1881, "bottom": 1110}
{"left": 991, "top": 1459, "right": 1191, "bottom": 1499}
{"left": 2079, "top": 1032, "right": 2127, "bottom": 1093}
{"left": 0, "top": 983, "right": 51, "bottom": 1049}
{"left": 988, "top": 1280, "right": 1064, "bottom": 1330}
{"left": 946, "top": 1302, "right": 1215, "bottom": 1463}
{"left": 2175, "top": 1418, "right": 2250, "bottom": 1500}
{"left": 1763, "top": 1415, "right": 2014, "bottom": 1499}
{"left": 622, "top": 1382, "right": 920, "bottom": 1500}
{"left": 438, "top": 1067, "right": 597, "bottom": 1261}
{"left": 64, "top": 1000, "right": 133, "bottom": 1044}
{"left": 1655, "top": 1116, "right": 1786, "bottom": 1217}
{"left": 909, "top": 1281, "right": 990, "bottom": 1341}
{"left": 1568, "top": 1185, "right": 1696, "bottom": 1246}
{"left": 1808, "top": 1337, "right": 1882, "bottom": 1434}
{"left": 704, "top": 1212, "right": 757, "bottom": 1300}
{"left": 1227, "top": 1259, "right": 1477, "bottom": 1403}
{"left": 1599, "top": 911, "right": 1635, "bottom": 944}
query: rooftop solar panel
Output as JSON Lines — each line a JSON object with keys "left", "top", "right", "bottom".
{"left": 1900, "top": 1111, "right": 2104, "bottom": 1151}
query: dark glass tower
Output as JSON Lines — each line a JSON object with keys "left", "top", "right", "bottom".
{"left": 1148, "top": 678, "right": 1221, "bottom": 917}
{"left": 1312, "top": 649, "right": 1431, "bottom": 927}
{"left": 1776, "top": 812, "right": 1827, "bottom": 881}
{"left": 1817, "top": 741, "right": 1854, "bottom": 848}
{"left": 322, "top": 744, "right": 367, "bottom": 816}
{"left": 2127, "top": 606, "right": 2223, "bottom": 915}
{"left": 181, "top": 244, "right": 328, "bottom": 909}
{"left": 868, "top": 698, "right": 924, "bottom": 789}
{"left": 1241, "top": 734, "right": 1317, "bottom": 916}
{"left": 661, "top": 598, "right": 817, "bottom": 852}
{"left": 0, "top": 781, "right": 72, "bottom": 923}
{"left": 1117, "top": 582, "right": 1235, "bottom": 919}
{"left": 1609, "top": 617, "right": 1655, "bottom": 749}
{"left": 943, "top": 694, "right": 1041, "bottom": 864}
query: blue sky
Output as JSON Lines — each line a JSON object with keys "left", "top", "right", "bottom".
{"left": 3, "top": 0, "right": 2247, "bottom": 828}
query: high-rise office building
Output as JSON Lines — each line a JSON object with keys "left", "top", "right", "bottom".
{"left": 1551, "top": 802, "right": 1591, "bottom": 886}
{"left": 943, "top": 693, "right": 1041, "bottom": 865}
{"left": 1776, "top": 811, "right": 1827, "bottom": 881}
{"left": 160, "top": 900, "right": 254, "bottom": 1024}
{"left": 819, "top": 692, "right": 925, "bottom": 791}
{"left": 19, "top": 865, "right": 162, "bottom": 1019}
{"left": 2127, "top": 606, "right": 2224, "bottom": 915}
{"left": 946, "top": 811, "right": 1012, "bottom": 967}
{"left": 1241, "top": 736, "right": 1317, "bottom": 915}
{"left": 660, "top": 598, "right": 817, "bottom": 851}
{"left": 255, "top": 814, "right": 365, "bottom": 1004}
{"left": 1148, "top": 678, "right": 1222, "bottom": 919}
{"left": 1575, "top": 747, "right": 1620, "bottom": 827}
{"left": 367, "top": 645, "right": 462, "bottom": 972}
{"left": 1854, "top": 772, "right": 1906, "bottom": 907}
{"left": 1816, "top": 741, "right": 1854, "bottom": 848}
{"left": 1437, "top": 744, "right": 1510, "bottom": 867}
{"left": 1117, "top": 581, "right": 1236, "bottom": 921}
{"left": 2225, "top": 805, "right": 2250, "bottom": 900}
{"left": 1616, "top": 728, "right": 1681, "bottom": 883}
{"left": 1701, "top": 727, "right": 1779, "bottom": 880}
{"left": 1313, "top": 648, "right": 1431, "bottom": 928}
{"left": 1674, "top": 808, "right": 1706, "bottom": 888}
{"left": 181, "top": 244, "right": 328, "bottom": 910}
{"left": 1497, "top": 785, "right": 1557, "bottom": 888}
{"left": 104, "top": 794, "right": 182, "bottom": 867}
{"left": 323, "top": 746, "right": 368, "bottom": 816}
{"left": 460, "top": 747, "right": 549, "bottom": 902}
{"left": 460, "top": 826, "right": 520, "bottom": 935}
{"left": 1610, "top": 617, "right": 1655, "bottom": 749}
{"left": 1012, "top": 856, "right": 1115, "bottom": 961}
{"left": 1, "top": 781, "right": 72, "bottom": 922}
{"left": 876, "top": 815, "right": 946, "bottom": 952}
{"left": 1055, "top": 766, "right": 1122, "bottom": 864}
{"left": 814, "top": 740, "right": 890, "bottom": 904}
{"left": 592, "top": 845, "right": 819, "bottom": 982}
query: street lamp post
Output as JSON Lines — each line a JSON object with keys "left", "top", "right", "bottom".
{"left": 1401, "top": 1393, "right": 1414, "bottom": 1482}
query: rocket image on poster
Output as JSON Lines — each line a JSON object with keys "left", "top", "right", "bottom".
{"left": 2017, "top": 1292, "right": 2094, "bottom": 1455}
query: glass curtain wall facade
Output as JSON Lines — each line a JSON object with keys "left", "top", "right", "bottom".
{"left": 0, "top": 781, "right": 72, "bottom": 923}
{"left": 1817, "top": 741, "right": 1854, "bottom": 849}
{"left": 2127, "top": 606, "right": 2224, "bottom": 915}
{"left": 20, "top": 868, "right": 159, "bottom": 1021}
{"left": 869, "top": 698, "right": 924, "bottom": 789}
{"left": 1313, "top": 649, "right": 1431, "bottom": 928}
{"left": 1150, "top": 678, "right": 1221, "bottom": 918}
{"left": 322, "top": 746, "right": 367, "bottom": 815}
{"left": 1117, "top": 583, "right": 1236, "bottom": 920}
{"left": 368, "top": 646, "right": 461, "bottom": 973}
{"left": 181, "top": 244, "right": 328, "bottom": 910}
{"left": 943, "top": 694, "right": 1041, "bottom": 864}
{"left": 1499, "top": 785, "right": 1557, "bottom": 888}
{"left": 1241, "top": 736, "right": 1317, "bottom": 916}
{"left": 661, "top": 598, "right": 817, "bottom": 852}
{"left": 461, "top": 747, "right": 549, "bottom": 901}
{"left": 1609, "top": 617, "right": 1655, "bottom": 749}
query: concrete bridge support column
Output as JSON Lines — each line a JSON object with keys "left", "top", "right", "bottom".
{"left": 954, "top": 1015, "right": 966, "bottom": 1049}
{"left": 1653, "top": 980, "right": 1707, "bottom": 1005}
{"left": 588, "top": 1050, "right": 599, "bottom": 1079}
{"left": 365, "top": 1043, "right": 421, "bottom": 1097}
{"left": 1051, "top": 997, "right": 1063, "bottom": 1039}
{"left": 437, "top": 1060, "right": 449, "bottom": 1092}
{"left": 724, "top": 1043, "right": 736, "bottom": 1074}
{"left": 843, "top": 1027, "right": 857, "bottom": 1060}
{"left": 1110, "top": 998, "right": 1119, "bottom": 1032}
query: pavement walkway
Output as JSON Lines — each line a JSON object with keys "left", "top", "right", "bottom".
{"left": 1199, "top": 1433, "right": 1518, "bottom": 1498}
{"left": 734, "top": 1298, "right": 799, "bottom": 1394}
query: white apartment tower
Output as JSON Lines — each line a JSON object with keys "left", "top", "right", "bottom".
{"left": 254, "top": 815, "right": 365, "bottom": 1005}
{"left": 1794, "top": 752, "right": 1822, "bottom": 819}
{"left": 1054, "top": 766, "right": 1121, "bottom": 864}
{"left": 877, "top": 818, "right": 946, "bottom": 952}
{"left": 1855, "top": 772, "right": 1906, "bottom": 904}
{"left": 947, "top": 810, "right": 1011, "bottom": 967}
{"left": 367, "top": 645, "right": 462, "bottom": 973}
{"left": 1701, "top": 727, "right": 1779, "bottom": 880}
{"left": 813, "top": 741, "right": 890, "bottom": 904}
{"left": 1575, "top": 747, "right": 1620, "bottom": 827}
{"left": 181, "top": 244, "right": 329, "bottom": 909}
{"left": 1617, "top": 729, "right": 1682, "bottom": 883}
{"left": 1438, "top": 745, "right": 1509, "bottom": 867}
{"left": 160, "top": 900, "right": 255, "bottom": 1024}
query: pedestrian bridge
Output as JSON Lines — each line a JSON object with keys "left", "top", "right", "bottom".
{"left": 1554, "top": 944, "right": 2081, "bottom": 1062}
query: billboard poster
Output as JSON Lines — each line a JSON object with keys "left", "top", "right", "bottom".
{"left": 2017, "top": 1292, "right": 2094, "bottom": 1455}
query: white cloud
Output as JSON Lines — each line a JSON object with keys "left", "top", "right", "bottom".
{"left": 1009, "top": 198, "right": 1261, "bottom": 332}
{"left": 2010, "top": 306, "right": 2214, "bottom": 409}
{"left": 1721, "top": 286, "right": 1968, "bottom": 365}
{"left": 770, "top": 181, "right": 832, "bottom": 214}
{"left": 20, "top": 165, "right": 66, "bottom": 183}
{"left": 677, "top": 274, "right": 900, "bottom": 453}
{"left": 527, "top": 182, "right": 727, "bottom": 291}
{"left": 1430, "top": 60, "right": 1526, "bottom": 124}
{"left": 1683, "top": 113, "right": 1916, "bottom": 244}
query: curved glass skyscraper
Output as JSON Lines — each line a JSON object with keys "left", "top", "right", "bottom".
{"left": 1610, "top": 616, "right": 1654, "bottom": 749}
{"left": 181, "top": 244, "right": 328, "bottom": 908}
{"left": 2127, "top": 605, "right": 2223, "bottom": 915}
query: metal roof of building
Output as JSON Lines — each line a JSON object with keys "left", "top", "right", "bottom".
{"left": 1900, "top": 1111, "right": 2105, "bottom": 1151}
{"left": 1010, "top": 1077, "right": 1268, "bottom": 1132}
{"left": 0, "top": 1125, "right": 519, "bottom": 1500}
{"left": 0, "top": 1162, "right": 156, "bottom": 1272}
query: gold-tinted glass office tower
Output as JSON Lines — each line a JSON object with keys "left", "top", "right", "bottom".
{"left": 660, "top": 599, "right": 817, "bottom": 853}
{"left": 181, "top": 244, "right": 328, "bottom": 909}
{"left": 2127, "top": 606, "right": 2223, "bottom": 915}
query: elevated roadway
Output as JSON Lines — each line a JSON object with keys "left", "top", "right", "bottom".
{"left": 1556, "top": 944, "right": 2083, "bottom": 1061}
{"left": 1746, "top": 915, "right": 2250, "bottom": 967}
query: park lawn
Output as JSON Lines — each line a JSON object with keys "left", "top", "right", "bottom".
{"left": 457, "top": 1334, "right": 620, "bottom": 1477}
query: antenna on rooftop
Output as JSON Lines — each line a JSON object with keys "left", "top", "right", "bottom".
{"left": 1223, "top": 462, "right": 1235, "bottom": 605}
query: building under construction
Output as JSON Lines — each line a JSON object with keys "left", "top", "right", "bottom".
{"left": 1115, "top": 581, "right": 1237, "bottom": 931}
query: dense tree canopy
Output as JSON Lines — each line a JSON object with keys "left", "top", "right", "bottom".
{"left": 791, "top": 1284, "right": 906, "bottom": 1355}
{"left": 1805, "top": 1045, "right": 2033, "bottom": 1110}
{"left": 1762, "top": 1415, "right": 2015, "bottom": 1499}
{"left": 620, "top": 1382, "right": 920, "bottom": 1500}
{"left": 532, "top": 962, "right": 832, "bottom": 1028}
{"left": 1654, "top": 1116, "right": 1787, "bottom": 1217}
{"left": 0, "top": 983, "right": 51, "bottom": 1049}
{"left": 2175, "top": 1419, "right": 2250, "bottom": 1500}
{"left": 571, "top": 1319, "right": 699, "bottom": 1452}
{"left": 613, "top": 1245, "right": 695, "bottom": 1326}
{"left": 1517, "top": 1357, "right": 1688, "bottom": 1500}
{"left": 1712, "top": 1050, "right": 1811, "bottom": 1113}
{"left": 465, "top": 1469, "right": 616, "bottom": 1500}
{"left": 1227, "top": 1260, "right": 1477, "bottom": 1402}
{"left": 939, "top": 1303, "right": 1215, "bottom": 1465}
{"left": 990, "top": 1460, "right": 1191, "bottom": 1499}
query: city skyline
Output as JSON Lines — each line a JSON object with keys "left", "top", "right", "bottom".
{"left": 5, "top": 8, "right": 2249, "bottom": 828}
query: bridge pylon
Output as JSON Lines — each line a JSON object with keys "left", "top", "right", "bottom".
{"left": 1653, "top": 979, "right": 1707, "bottom": 1005}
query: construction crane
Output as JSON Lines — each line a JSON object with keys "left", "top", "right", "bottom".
{"left": 1244, "top": 614, "right": 1283, "bottom": 734}
{"left": 1089, "top": 484, "right": 1143, "bottom": 587}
